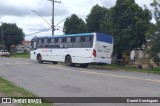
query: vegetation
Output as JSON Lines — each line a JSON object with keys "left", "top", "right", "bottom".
{"left": 10, "top": 53, "right": 30, "bottom": 58}
{"left": 150, "top": 0, "right": 160, "bottom": 66}
{"left": 86, "top": 4, "right": 108, "bottom": 32}
{"left": 101, "top": 0, "right": 151, "bottom": 53}
{"left": 0, "top": 76, "right": 52, "bottom": 106}
{"left": 0, "top": 23, "right": 24, "bottom": 51}
{"left": 63, "top": 14, "right": 87, "bottom": 34}
{"left": 89, "top": 64, "right": 160, "bottom": 74}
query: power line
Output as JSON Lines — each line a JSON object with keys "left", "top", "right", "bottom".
{"left": 33, "top": 10, "right": 52, "bottom": 27}
{"left": 25, "top": 27, "right": 52, "bottom": 36}
{"left": 24, "top": 17, "right": 67, "bottom": 37}
{"left": 54, "top": 18, "right": 67, "bottom": 27}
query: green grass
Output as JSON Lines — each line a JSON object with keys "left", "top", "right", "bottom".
{"left": 10, "top": 53, "right": 30, "bottom": 58}
{"left": 89, "top": 64, "right": 160, "bottom": 74}
{"left": 0, "top": 76, "right": 52, "bottom": 106}
{"left": 153, "top": 66, "right": 160, "bottom": 71}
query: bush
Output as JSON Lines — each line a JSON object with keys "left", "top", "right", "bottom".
{"left": 153, "top": 54, "right": 160, "bottom": 66}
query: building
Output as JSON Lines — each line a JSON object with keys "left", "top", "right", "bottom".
{"left": 16, "top": 41, "right": 31, "bottom": 53}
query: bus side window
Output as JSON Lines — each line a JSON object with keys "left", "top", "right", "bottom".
{"left": 56, "top": 38, "right": 63, "bottom": 48}
{"left": 75, "top": 36, "right": 81, "bottom": 42}
{"left": 40, "top": 39, "right": 46, "bottom": 48}
{"left": 31, "top": 40, "right": 37, "bottom": 50}
{"left": 37, "top": 39, "right": 43, "bottom": 48}
{"left": 33, "top": 41, "right": 37, "bottom": 49}
{"left": 58, "top": 38, "right": 63, "bottom": 42}
{"left": 85, "top": 36, "right": 91, "bottom": 42}
{"left": 43, "top": 38, "right": 48, "bottom": 47}
{"left": 72, "top": 36, "right": 82, "bottom": 48}
{"left": 83, "top": 36, "right": 93, "bottom": 48}
{"left": 64, "top": 37, "right": 72, "bottom": 48}
{"left": 31, "top": 41, "right": 34, "bottom": 49}
{"left": 49, "top": 38, "right": 56, "bottom": 48}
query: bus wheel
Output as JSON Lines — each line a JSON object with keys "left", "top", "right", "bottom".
{"left": 37, "top": 55, "right": 43, "bottom": 63}
{"left": 65, "top": 55, "right": 73, "bottom": 66}
{"left": 80, "top": 64, "right": 89, "bottom": 68}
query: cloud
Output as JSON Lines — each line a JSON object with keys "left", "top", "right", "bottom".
{"left": 135, "top": 0, "right": 153, "bottom": 10}
{"left": 100, "top": 0, "right": 116, "bottom": 8}
{"left": 0, "top": 0, "right": 69, "bottom": 17}
{"left": 0, "top": 2, "right": 31, "bottom": 16}
{"left": 35, "top": 5, "right": 69, "bottom": 17}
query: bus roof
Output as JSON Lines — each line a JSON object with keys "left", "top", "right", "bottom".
{"left": 32, "top": 33, "right": 113, "bottom": 39}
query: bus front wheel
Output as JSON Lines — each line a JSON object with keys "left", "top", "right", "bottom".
{"left": 65, "top": 55, "right": 73, "bottom": 66}
{"left": 37, "top": 55, "right": 43, "bottom": 64}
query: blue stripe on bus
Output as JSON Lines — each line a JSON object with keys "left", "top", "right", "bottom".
{"left": 37, "top": 33, "right": 94, "bottom": 39}
{"left": 96, "top": 33, "right": 113, "bottom": 44}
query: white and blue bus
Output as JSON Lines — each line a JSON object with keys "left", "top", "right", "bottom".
{"left": 30, "top": 33, "right": 113, "bottom": 67}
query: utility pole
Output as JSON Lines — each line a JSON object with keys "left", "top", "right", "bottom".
{"left": 48, "top": 0, "right": 61, "bottom": 36}
{"left": 0, "top": 22, "right": 4, "bottom": 50}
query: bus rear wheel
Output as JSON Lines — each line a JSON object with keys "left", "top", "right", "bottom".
{"left": 37, "top": 55, "right": 43, "bottom": 63}
{"left": 65, "top": 55, "right": 73, "bottom": 66}
{"left": 80, "top": 64, "right": 89, "bottom": 68}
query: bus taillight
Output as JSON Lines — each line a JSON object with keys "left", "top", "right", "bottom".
{"left": 92, "top": 49, "right": 96, "bottom": 57}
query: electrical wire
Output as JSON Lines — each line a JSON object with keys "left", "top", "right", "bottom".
{"left": 25, "top": 27, "right": 52, "bottom": 36}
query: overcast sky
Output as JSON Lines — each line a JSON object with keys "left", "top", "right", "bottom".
{"left": 0, "top": 0, "right": 153, "bottom": 41}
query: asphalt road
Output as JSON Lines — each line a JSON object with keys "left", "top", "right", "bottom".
{"left": 0, "top": 57, "right": 160, "bottom": 106}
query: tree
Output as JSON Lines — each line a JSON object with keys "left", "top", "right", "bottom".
{"left": 0, "top": 23, "right": 24, "bottom": 51}
{"left": 63, "top": 14, "right": 87, "bottom": 34}
{"left": 101, "top": 0, "right": 151, "bottom": 54}
{"left": 150, "top": 0, "right": 160, "bottom": 66}
{"left": 151, "top": 34, "right": 160, "bottom": 66}
{"left": 86, "top": 4, "right": 108, "bottom": 32}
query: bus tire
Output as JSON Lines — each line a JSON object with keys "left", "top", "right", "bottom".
{"left": 65, "top": 55, "right": 73, "bottom": 66}
{"left": 37, "top": 54, "right": 43, "bottom": 64}
{"left": 80, "top": 64, "right": 89, "bottom": 68}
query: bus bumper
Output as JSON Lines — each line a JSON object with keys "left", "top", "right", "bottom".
{"left": 93, "top": 58, "right": 111, "bottom": 64}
